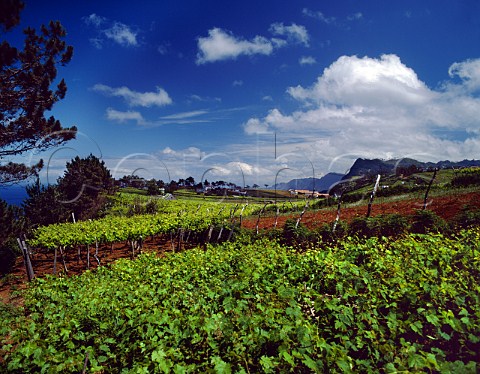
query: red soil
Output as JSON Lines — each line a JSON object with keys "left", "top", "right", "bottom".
{"left": 242, "top": 190, "right": 480, "bottom": 230}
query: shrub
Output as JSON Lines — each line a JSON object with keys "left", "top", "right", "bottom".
{"left": 410, "top": 209, "right": 449, "bottom": 234}
{"left": 282, "top": 218, "right": 312, "bottom": 246}
{"left": 453, "top": 205, "right": 480, "bottom": 229}
{"left": 262, "top": 228, "right": 283, "bottom": 241}
{"left": 450, "top": 167, "right": 480, "bottom": 187}
{"left": 126, "top": 197, "right": 146, "bottom": 216}
{"left": 341, "top": 192, "right": 367, "bottom": 204}
{"left": 348, "top": 217, "right": 375, "bottom": 237}
{"left": 316, "top": 221, "right": 347, "bottom": 244}
{"left": 371, "top": 214, "right": 410, "bottom": 237}
{"left": 145, "top": 199, "right": 159, "bottom": 214}
{"left": 0, "top": 200, "right": 23, "bottom": 275}
{"left": 348, "top": 214, "right": 410, "bottom": 238}
{"left": 6, "top": 233, "right": 480, "bottom": 372}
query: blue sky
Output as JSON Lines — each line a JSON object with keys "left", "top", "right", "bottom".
{"left": 8, "top": 0, "right": 480, "bottom": 186}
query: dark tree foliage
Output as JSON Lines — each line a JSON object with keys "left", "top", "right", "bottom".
{"left": 0, "top": 0, "right": 77, "bottom": 185}
{"left": 395, "top": 164, "right": 422, "bottom": 177}
{"left": 167, "top": 180, "right": 178, "bottom": 192}
{"left": 118, "top": 174, "right": 146, "bottom": 189}
{"left": 58, "top": 154, "right": 115, "bottom": 220}
{"left": 185, "top": 176, "right": 195, "bottom": 187}
{"left": 23, "top": 178, "right": 68, "bottom": 228}
{"left": 0, "top": 198, "right": 23, "bottom": 274}
{"left": 23, "top": 155, "right": 116, "bottom": 226}
{"left": 0, "top": 0, "right": 24, "bottom": 34}
{"left": 0, "top": 198, "right": 22, "bottom": 243}
{"left": 146, "top": 178, "right": 160, "bottom": 195}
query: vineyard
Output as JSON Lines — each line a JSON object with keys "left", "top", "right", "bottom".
{"left": 25, "top": 188, "right": 480, "bottom": 271}
{"left": 1, "top": 230, "right": 479, "bottom": 372}
{"left": 1, "top": 174, "right": 480, "bottom": 373}
{"left": 30, "top": 200, "right": 261, "bottom": 249}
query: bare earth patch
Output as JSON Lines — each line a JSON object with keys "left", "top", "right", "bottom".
{"left": 242, "top": 190, "right": 480, "bottom": 230}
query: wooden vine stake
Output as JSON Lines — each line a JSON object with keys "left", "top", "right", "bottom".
{"left": 206, "top": 225, "right": 214, "bottom": 244}
{"left": 227, "top": 206, "right": 239, "bottom": 241}
{"left": 20, "top": 237, "right": 35, "bottom": 277}
{"left": 239, "top": 203, "right": 248, "bottom": 228}
{"left": 255, "top": 203, "right": 267, "bottom": 235}
{"left": 178, "top": 228, "right": 185, "bottom": 249}
{"left": 366, "top": 174, "right": 381, "bottom": 218}
{"left": 295, "top": 200, "right": 309, "bottom": 228}
{"left": 59, "top": 246, "right": 68, "bottom": 273}
{"left": 17, "top": 238, "right": 35, "bottom": 281}
{"left": 273, "top": 205, "right": 280, "bottom": 229}
{"left": 93, "top": 239, "right": 101, "bottom": 266}
{"left": 230, "top": 204, "right": 239, "bottom": 219}
{"left": 332, "top": 193, "right": 343, "bottom": 233}
{"left": 229, "top": 217, "right": 240, "bottom": 241}
{"left": 86, "top": 244, "right": 90, "bottom": 270}
{"left": 185, "top": 230, "right": 191, "bottom": 243}
{"left": 423, "top": 168, "right": 438, "bottom": 210}
{"left": 216, "top": 222, "right": 224, "bottom": 242}
{"left": 53, "top": 247, "right": 58, "bottom": 274}
{"left": 227, "top": 219, "right": 235, "bottom": 241}
{"left": 81, "top": 351, "right": 89, "bottom": 374}
{"left": 170, "top": 231, "right": 176, "bottom": 252}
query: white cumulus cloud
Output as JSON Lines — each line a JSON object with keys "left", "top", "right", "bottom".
{"left": 196, "top": 28, "right": 274, "bottom": 64}
{"left": 244, "top": 54, "right": 480, "bottom": 163}
{"left": 106, "top": 108, "right": 145, "bottom": 125}
{"left": 158, "top": 147, "right": 263, "bottom": 184}
{"left": 93, "top": 84, "right": 172, "bottom": 107}
{"left": 269, "top": 22, "right": 309, "bottom": 46}
{"left": 196, "top": 23, "right": 310, "bottom": 64}
{"left": 104, "top": 22, "right": 138, "bottom": 47}
{"left": 287, "top": 54, "right": 433, "bottom": 107}
{"left": 244, "top": 117, "right": 272, "bottom": 135}
{"left": 161, "top": 146, "right": 204, "bottom": 159}
{"left": 302, "top": 8, "right": 336, "bottom": 24}
{"left": 83, "top": 14, "right": 139, "bottom": 48}
{"left": 447, "top": 58, "right": 480, "bottom": 93}
{"left": 299, "top": 56, "right": 317, "bottom": 66}
{"left": 83, "top": 13, "right": 106, "bottom": 27}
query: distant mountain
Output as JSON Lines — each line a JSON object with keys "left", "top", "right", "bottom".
{"left": 343, "top": 158, "right": 480, "bottom": 180}
{"left": 272, "top": 173, "right": 344, "bottom": 192}
{"left": 342, "top": 159, "right": 393, "bottom": 180}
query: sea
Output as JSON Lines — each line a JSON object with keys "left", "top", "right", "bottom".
{"left": 0, "top": 185, "right": 28, "bottom": 206}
